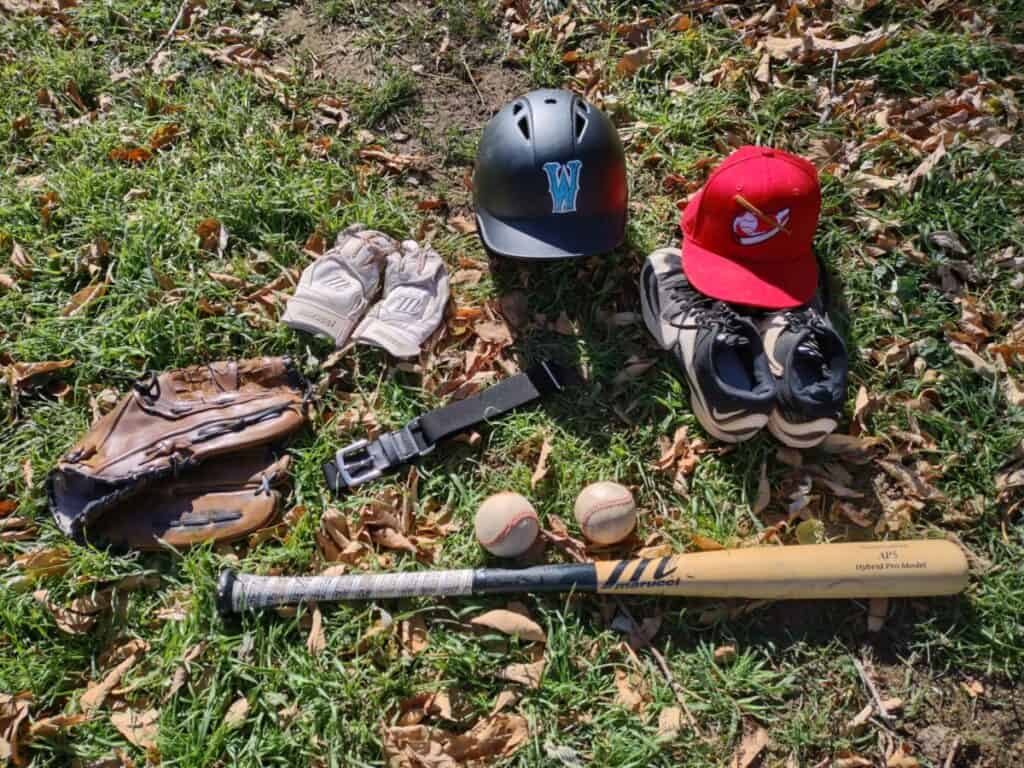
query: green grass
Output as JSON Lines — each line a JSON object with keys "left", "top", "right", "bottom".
{"left": 2, "top": 1, "right": 1023, "bottom": 766}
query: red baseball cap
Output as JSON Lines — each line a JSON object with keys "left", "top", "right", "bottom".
{"left": 680, "top": 145, "right": 820, "bottom": 309}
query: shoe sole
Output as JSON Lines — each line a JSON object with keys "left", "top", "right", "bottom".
{"left": 767, "top": 409, "right": 837, "bottom": 448}
{"left": 640, "top": 264, "right": 766, "bottom": 444}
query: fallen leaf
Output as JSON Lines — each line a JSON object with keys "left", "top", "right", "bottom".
{"left": 371, "top": 527, "right": 418, "bottom": 554}
{"left": 148, "top": 123, "right": 181, "bottom": 150}
{"left": 616, "top": 46, "right": 651, "bottom": 76}
{"left": 61, "top": 281, "right": 108, "bottom": 316}
{"left": 731, "top": 722, "right": 769, "bottom": 768}
{"left": 28, "top": 713, "right": 90, "bottom": 739}
{"left": 448, "top": 215, "right": 477, "bottom": 234}
{"left": 81, "top": 651, "right": 143, "bottom": 712}
{"left": 110, "top": 708, "right": 159, "bottom": 750}
{"left": 307, "top": 603, "right": 326, "bottom": 656}
{"left": 530, "top": 437, "right": 552, "bottom": 490}
{"left": 196, "top": 218, "right": 228, "bottom": 256}
{"left": 753, "top": 462, "right": 770, "bottom": 514}
{"left": 400, "top": 615, "right": 428, "bottom": 656}
{"left": 657, "top": 706, "right": 684, "bottom": 739}
{"left": 475, "top": 319, "right": 513, "bottom": 346}
{"left": 33, "top": 589, "right": 108, "bottom": 635}
{"left": 886, "top": 743, "right": 920, "bottom": 768}
{"left": 498, "top": 659, "right": 544, "bottom": 689}
{"left": 9, "top": 241, "right": 32, "bottom": 278}
{"left": 961, "top": 678, "right": 984, "bottom": 698}
{"left": 714, "top": 645, "right": 737, "bottom": 665}
{"left": 398, "top": 691, "right": 454, "bottom": 725}
{"left": 691, "top": 534, "right": 724, "bottom": 551}
{"left": 491, "top": 689, "right": 518, "bottom": 715}
{"left": 613, "top": 669, "right": 645, "bottom": 713}
{"left": 470, "top": 609, "right": 545, "bottom": 643}
{"left": 108, "top": 146, "right": 152, "bottom": 164}
{"left": 834, "top": 752, "right": 873, "bottom": 768}
{"left": 928, "top": 230, "right": 967, "bottom": 254}
{"left": 167, "top": 641, "right": 206, "bottom": 700}
{"left": 0, "top": 692, "right": 32, "bottom": 765}
{"left": 223, "top": 697, "right": 249, "bottom": 730}
{"left": 14, "top": 547, "right": 70, "bottom": 579}
{"left": 903, "top": 139, "right": 946, "bottom": 194}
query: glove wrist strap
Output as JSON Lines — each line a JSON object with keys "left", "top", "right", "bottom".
{"left": 323, "top": 360, "right": 574, "bottom": 493}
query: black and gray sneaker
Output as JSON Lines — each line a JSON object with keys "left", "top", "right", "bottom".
{"left": 758, "top": 295, "right": 848, "bottom": 448}
{"left": 641, "top": 248, "right": 776, "bottom": 443}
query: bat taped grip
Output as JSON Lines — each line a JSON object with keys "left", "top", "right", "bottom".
{"left": 218, "top": 568, "right": 475, "bottom": 613}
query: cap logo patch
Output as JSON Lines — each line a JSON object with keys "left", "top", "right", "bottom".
{"left": 732, "top": 208, "right": 790, "bottom": 245}
{"left": 542, "top": 160, "right": 582, "bottom": 214}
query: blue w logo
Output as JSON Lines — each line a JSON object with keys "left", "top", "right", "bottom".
{"left": 542, "top": 160, "right": 583, "bottom": 214}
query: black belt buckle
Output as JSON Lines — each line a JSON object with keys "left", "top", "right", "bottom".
{"left": 332, "top": 417, "right": 434, "bottom": 490}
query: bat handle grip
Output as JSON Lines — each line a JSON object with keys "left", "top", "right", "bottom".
{"left": 217, "top": 570, "right": 239, "bottom": 616}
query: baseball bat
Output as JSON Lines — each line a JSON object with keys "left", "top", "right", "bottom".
{"left": 217, "top": 540, "right": 968, "bottom": 615}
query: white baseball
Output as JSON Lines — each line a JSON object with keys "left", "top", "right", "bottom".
{"left": 574, "top": 481, "right": 637, "bottom": 545}
{"left": 475, "top": 492, "right": 540, "bottom": 558}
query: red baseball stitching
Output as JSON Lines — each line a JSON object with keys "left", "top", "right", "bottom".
{"left": 578, "top": 492, "right": 634, "bottom": 528}
{"left": 478, "top": 511, "right": 538, "bottom": 546}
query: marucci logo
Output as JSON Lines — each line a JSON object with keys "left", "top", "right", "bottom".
{"left": 602, "top": 556, "right": 678, "bottom": 589}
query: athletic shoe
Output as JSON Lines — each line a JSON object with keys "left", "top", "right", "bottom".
{"left": 282, "top": 224, "right": 397, "bottom": 347}
{"left": 352, "top": 240, "right": 450, "bottom": 359}
{"left": 758, "top": 294, "right": 848, "bottom": 448}
{"left": 641, "top": 247, "right": 776, "bottom": 443}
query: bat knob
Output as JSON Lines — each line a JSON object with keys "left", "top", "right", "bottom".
{"left": 216, "top": 570, "right": 238, "bottom": 616}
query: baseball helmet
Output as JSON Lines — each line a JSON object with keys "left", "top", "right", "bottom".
{"left": 473, "top": 89, "right": 628, "bottom": 259}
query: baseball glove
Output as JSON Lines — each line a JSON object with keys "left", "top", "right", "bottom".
{"left": 47, "top": 357, "right": 308, "bottom": 550}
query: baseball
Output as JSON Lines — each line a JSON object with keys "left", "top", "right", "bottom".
{"left": 475, "top": 492, "right": 540, "bottom": 558}
{"left": 574, "top": 481, "right": 637, "bottom": 545}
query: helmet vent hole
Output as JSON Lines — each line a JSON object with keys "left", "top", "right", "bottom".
{"left": 517, "top": 116, "right": 530, "bottom": 140}
{"left": 576, "top": 101, "right": 590, "bottom": 113}
{"left": 512, "top": 102, "right": 523, "bottom": 115}
{"left": 575, "top": 113, "right": 588, "bottom": 140}
{"left": 544, "top": 97, "right": 557, "bottom": 104}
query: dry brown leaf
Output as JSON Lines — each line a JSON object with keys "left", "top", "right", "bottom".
{"left": 33, "top": 589, "right": 108, "bottom": 635}
{"left": 10, "top": 241, "right": 32, "bottom": 278}
{"left": 470, "top": 609, "right": 545, "bottom": 643}
{"left": 530, "top": 436, "right": 552, "bottom": 490}
{"left": 28, "top": 713, "right": 90, "bottom": 740}
{"left": 714, "top": 645, "right": 737, "bottom": 665}
{"left": 81, "top": 652, "right": 143, "bottom": 712}
{"left": 961, "top": 678, "right": 985, "bottom": 698}
{"left": 0, "top": 692, "right": 32, "bottom": 765}
{"left": 196, "top": 218, "right": 228, "bottom": 256}
{"left": 613, "top": 669, "right": 645, "bottom": 713}
{"left": 616, "top": 46, "right": 651, "bottom": 76}
{"left": 307, "top": 603, "right": 326, "bottom": 656}
{"left": 731, "top": 722, "right": 769, "bottom": 768}
{"left": 110, "top": 708, "right": 159, "bottom": 750}
{"left": 498, "top": 659, "right": 544, "bottom": 689}
{"left": 14, "top": 547, "right": 70, "bottom": 579}
{"left": 148, "top": 123, "right": 181, "bottom": 150}
{"left": 371, "top": 527, "right": 418, "bottom": 554}
{"left": 448, "top": 215, "right": 477, "bottom": 235}
{"left": 903, "top": 139, "right": 946, "bottom": 194}
{"left": 949, "top": 341, "right": 996, "bottom": 378}
{"left": 753, "top": 462, "right": 770, "bottom": 515}
{"left": 398, "top": 691, "right": 454, "bottom": 725}
{"left": 886, "top": 743, "right": 920, "bottom": 768}
{"left": 491, "top": 689, "right": 518, "bottom": 715}
{"left": 400, "top": 615, "right": 429, "bottom": 656}
{"left": 167, "top": 641, "right": 206, "bottom": 700}
{"left": 61, "top": 281, "right": 108, "bottom": 316}
{"left": 691, "top": 534, "right": 724, "bottom": 551}
{"left": 657, "top": 706, "right": 684, "bottom": 739}
{"left": 475, "top": 319, "right": 513, "bottom": 347}
{"left": 108, "top": 146, "right": 153, "bottom": 164}
{"left": 223, "top": 697, "right": 249, "bottom": 730}
{"left": 835, "top": 752, "right": 873, "bottom": 768}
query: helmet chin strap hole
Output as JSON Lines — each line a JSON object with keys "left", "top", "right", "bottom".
{"left": 517, "top": 116, "right": 530, "bottom": 140}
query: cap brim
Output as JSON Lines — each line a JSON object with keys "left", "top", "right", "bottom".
{"left": 475, "top": 208, "right": 625, "bottom": 259}
{"left": 682, "top": 235, "right": 817, "bottom": 309}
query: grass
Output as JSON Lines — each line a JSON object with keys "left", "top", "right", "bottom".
{"left": 2, "top": 1, "right": 1023, "bottom": 766}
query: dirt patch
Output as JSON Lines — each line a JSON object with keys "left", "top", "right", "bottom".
{"left": 272, "top": 1, "right": 530, "bottom": 203}
{"left": 275, "top": 5, "right": 377, "bottom": 85}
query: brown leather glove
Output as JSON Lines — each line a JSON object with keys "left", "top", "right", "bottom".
{"left": 47, "top": 357, "right": 308, "bottom": 549}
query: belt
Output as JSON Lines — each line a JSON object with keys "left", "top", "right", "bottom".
{"left": 323, "top": 360, "right": 575, "bottom": 493}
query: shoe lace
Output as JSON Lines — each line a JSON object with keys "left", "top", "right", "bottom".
{"left": 783, "top": 307, "right": 832, "bottom": 377}
{"left": 666, "top": 282, "right": 750, "bottom": 346}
